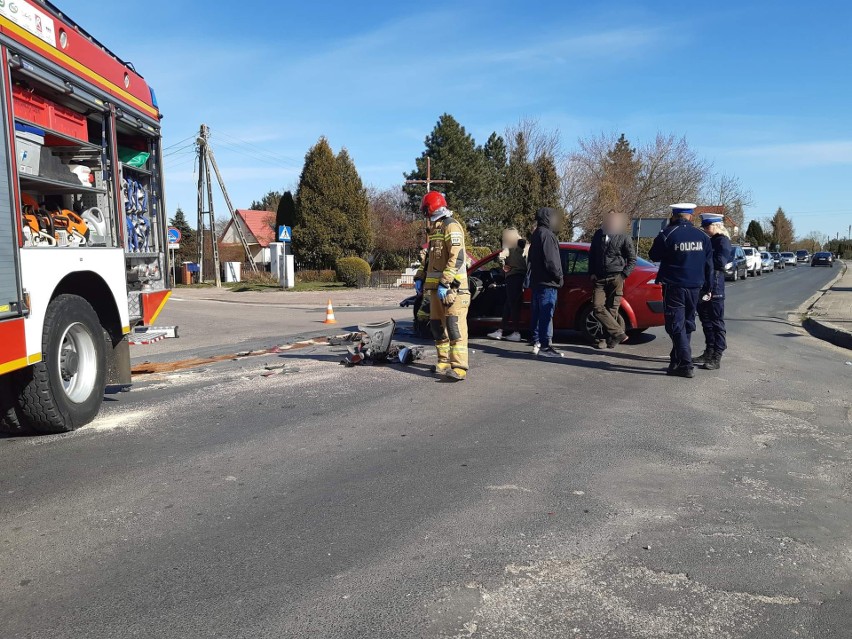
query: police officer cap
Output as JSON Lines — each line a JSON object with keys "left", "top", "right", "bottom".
{"left": 670, "top": 202, "right": 697, "bottom": 215}
{"left": 699, "top": 213, "right": 724, "bottom": 226}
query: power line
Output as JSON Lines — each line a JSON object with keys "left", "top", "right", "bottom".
{"left": 211, "top": 129, "right": 300, "bottom": 165}
{"left": 162, "top": 135, "right": 196, "bottom": 151}
{"left": 163, "top": 143, "right": 197, "bottom": 158}
{"left": 208, "top": 128, "right": 301, "bottom": 168}
{"left": 212, "top": 139, "right": 298, "bottom": 172}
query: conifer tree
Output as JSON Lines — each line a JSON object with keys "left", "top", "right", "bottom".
{"left": 335, "top": 148, "right": 374, "bottom": 258}
{"left": 293, "top": 137, "right": 347, "bottom": 269}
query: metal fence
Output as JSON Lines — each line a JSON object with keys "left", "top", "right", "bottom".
{"left": 364, "top": 270, "right": 412, "bottom": 289}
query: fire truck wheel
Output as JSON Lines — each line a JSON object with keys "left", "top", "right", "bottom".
{"left": 17, "top": 295, "right": 107, "bottom": 434}
{"left": 0, "top": 378, "right": 29, "bottom": 436}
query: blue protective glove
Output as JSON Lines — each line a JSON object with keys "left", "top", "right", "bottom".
{"left": 414, "top": 279, "right": 423, "bottom": 296}
{"left": 438, "top": 284, "right": 450, "bottom": 303}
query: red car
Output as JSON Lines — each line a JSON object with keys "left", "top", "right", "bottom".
{"left": 466, "top": 243, "right": 665, "bottom": 341}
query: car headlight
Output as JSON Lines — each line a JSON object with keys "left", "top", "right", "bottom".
{"left": 725, "top": 262, "right": 733, "bottom": 270}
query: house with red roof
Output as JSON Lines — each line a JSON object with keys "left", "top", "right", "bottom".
{"left": 219, "top": 210, "right": 276, "bottom": 264}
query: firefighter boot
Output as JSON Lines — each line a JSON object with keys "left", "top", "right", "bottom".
{"left": 445, "top": 368, "right": 467, "bottom": 381}
{"left": 433, "top": 338, "right": 451, "bottom": 376}
{"left": 704, "top": 352, "right": 721, "bottom": 370}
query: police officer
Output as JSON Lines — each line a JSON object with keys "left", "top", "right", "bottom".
{"left": 694, "top": 213, "right": 733, "bottom": 370}
{"left": 648, "top": 203, "right": 713, "bottom": 378}
{"left": 414, "top": 192, "right": 470, "bottom": 381}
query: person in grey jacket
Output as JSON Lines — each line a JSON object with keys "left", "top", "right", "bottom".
{"left": 527, "top": 207, "right": 564, "bottom": 358}
{"left": 588, "top": 210, "right": 637, "bottom": 349}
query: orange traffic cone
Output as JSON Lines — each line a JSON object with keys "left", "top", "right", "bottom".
{"left": 323, "top": 299, "right": 337, "bottom": 324}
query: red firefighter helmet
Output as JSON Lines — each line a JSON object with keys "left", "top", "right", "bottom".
{"left": 420, "top": 191, "right": 447, "bottom": 215}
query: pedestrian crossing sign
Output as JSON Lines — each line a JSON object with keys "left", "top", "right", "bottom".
{"left": 278, "top": 225, "right": 292, "bottom": 242}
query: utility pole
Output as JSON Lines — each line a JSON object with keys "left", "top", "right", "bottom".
{"left": 196, "top": 129, "right": 205, "bottom": 283}
{"left": 202, "top": 147, "right": 222, "bottom": 288}
{"left": 195, "top": 124, "right": 259, "bottom": 285}
{"left": 196, "top": 124, "right": 221, "bottom": 287}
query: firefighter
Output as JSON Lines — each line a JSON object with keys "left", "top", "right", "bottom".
{"left": 694, "top": 213, "right": 733, "bottom": 370}
{"left": 414, "top": 191, "right": 470, "bottom": 381}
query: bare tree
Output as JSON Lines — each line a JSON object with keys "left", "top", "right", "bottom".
{"left": 632, "top": 134, "right": 710, "bottom": 219}
{"left": 505, "top": 118, "right": 563, "bottom": 162}
{"left": 564, "top": 132, "right": 713, "bottom": 238}
{"left": 701, "top": 172, "right": 753, "bottom": 230}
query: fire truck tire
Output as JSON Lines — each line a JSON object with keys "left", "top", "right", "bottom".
{"left": 17, "top": 295, "right": 107, "bottom": 434}
{"left": 0, "top": 378, "right": 29, "bottom": 436}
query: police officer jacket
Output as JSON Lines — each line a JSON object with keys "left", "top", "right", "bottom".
{"left": 709, "top": 234, "right": 734, "bottom": 296}
{"left": 415, "top": 215, "right": 468, "bottom": 292}
{"left": 648, "top": 218, "right": 713, "bottom": 289}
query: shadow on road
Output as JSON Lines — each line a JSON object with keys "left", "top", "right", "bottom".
{"left": 472, "top": 342, "right": 669, "bottom": 376}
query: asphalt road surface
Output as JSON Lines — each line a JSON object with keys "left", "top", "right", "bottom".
{"left": 2, "top": 265, "right": 850, "bottom": 638}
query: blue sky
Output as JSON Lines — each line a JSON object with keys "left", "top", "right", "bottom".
{"left": 69, "top": 0, "right": 851, "bottom": 240}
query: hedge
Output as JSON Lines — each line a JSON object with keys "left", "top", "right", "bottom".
{"left": 335, "top": 257, "right": 372, "bottom": 287}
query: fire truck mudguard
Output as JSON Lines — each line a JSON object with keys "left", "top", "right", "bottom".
{"left": 16, "top": 294, "right": 107, "bottom": 433}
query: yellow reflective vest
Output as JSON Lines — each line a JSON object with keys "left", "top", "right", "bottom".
{"left": 415, "top": 216, "right": 468, "bottom": 291}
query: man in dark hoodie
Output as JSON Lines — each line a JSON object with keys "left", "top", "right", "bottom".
{"left": 527, "top": 207, "right": 564, "bottom": 358}
{"left": 589, "top": 210, "right": 637, "bottom": 349}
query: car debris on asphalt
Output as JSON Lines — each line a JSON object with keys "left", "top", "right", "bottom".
{"left": 340, "top": 319, "right": 425, "bottom": 367}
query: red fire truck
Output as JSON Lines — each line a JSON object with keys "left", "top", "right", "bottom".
{"left": 0, "top": 1, "right": 170, "bottom": 434}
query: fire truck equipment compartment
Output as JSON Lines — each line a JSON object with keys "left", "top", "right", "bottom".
{"left": 12, "top": 85, "right": 50, "bottom": 128}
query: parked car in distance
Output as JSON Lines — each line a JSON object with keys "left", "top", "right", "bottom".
{"left": 781, "top": 252, "right": 797, "bottom": 266}
{"left": 742, "top": 246, "right": 762, "bottom": 276}
{"left": 796, "top": 250, "right": 810, "bottom": 263}
{"left": 465, "top": 243, "right": 665, "bottom": 342}
{"left": 726, "top": 245, "right": 749, "bottom": 281}
{"left": 811, "top": 252, "right": 833, "bottom": 267}
{"left": 770, "top": 252, "right": 785, "bottom": 269}
{"left": 760, "top": 251, "right": 775, "bottom": 273}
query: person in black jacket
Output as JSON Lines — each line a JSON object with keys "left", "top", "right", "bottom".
{"left": 648, "top": 203, "right": 713, "bottom": 378}
{"left": 527, "top": 207, "right": 564, "bottom": 358}
{"left": 588, "top": 210, "right": 637, "bottom": 349}
{"left": 695, "top": 213, "right": 734, "bottom": 370}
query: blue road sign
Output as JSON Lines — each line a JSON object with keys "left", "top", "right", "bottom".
{"left": 278, "top": 225, "right": 292, "bottom": 242}
{"left": 167, "top": 227, "right": 181, "bottom": 245}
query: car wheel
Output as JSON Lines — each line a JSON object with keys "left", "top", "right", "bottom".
{"left": 578, "top": 305, "right": 625, "bottom": 342}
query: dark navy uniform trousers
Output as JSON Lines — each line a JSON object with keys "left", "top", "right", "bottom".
{"left": 698, "top": 295, "right": 726, "bottom": 353}
{"left": 663, "top": 285, "right": 700, "bottom": 370}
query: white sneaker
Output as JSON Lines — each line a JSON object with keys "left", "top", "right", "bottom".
{"left": 487, "top": 329, "right": 503, "bottom": 340}
{"left": 532, "top": 342, "right": 541, "bottom": 356}
{"left": 538, "top": 347, "right": 564, "bottom": 358}
{"left": 505, "top": 332, "right": 522, "bottom": 342}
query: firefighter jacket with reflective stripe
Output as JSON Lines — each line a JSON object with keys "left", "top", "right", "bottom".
{"left": 415, "top": 217, "right": 468, "bottom": 291}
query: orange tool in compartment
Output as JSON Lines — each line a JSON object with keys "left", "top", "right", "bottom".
{"left": 22, "top": 205, "right": 57, "bottom": 246}
{"left": 45, "top": 205, "right": 90, "bottom": 246}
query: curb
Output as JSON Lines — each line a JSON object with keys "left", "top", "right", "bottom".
{"left": 802, "top": 317, "right": 852, "bottom": 351}
{"left": 798, "top": 260, "right": 850, "bottom": 351}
